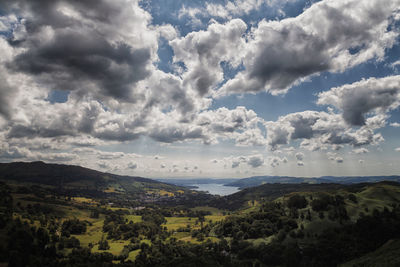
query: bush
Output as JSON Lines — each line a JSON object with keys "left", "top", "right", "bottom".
{"left": 98, "top": 236, "right": 110, "bottom": 250}
{"left": 287, "top": 195, "right": 308, "bottom": 209}
{"left": 62, "top": 219, "right": 87, "bottom": 236}
{"left": 311, "top": 195, "right": 333, "bottom": 212}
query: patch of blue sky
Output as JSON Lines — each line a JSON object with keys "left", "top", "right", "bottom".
{"left": 156, "top": 36, "right": 175, "bottom": 73}
{"left": 47, "top": 90, "right": 70, "bottom": 104}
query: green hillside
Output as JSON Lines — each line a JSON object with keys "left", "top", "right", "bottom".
{"left": 0, "top": 161, "right": 189, "bottom": 197}
{"left": 1, "top": 163, "right": 400, "bottom": 266}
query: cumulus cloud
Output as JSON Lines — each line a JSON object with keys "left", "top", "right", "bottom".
{"left": 180, "top": 0, "right": 296, "bottom": 21}
{"left": 231, "top": 160, "right": 241, "bottom": 168}
{"left": 98, "top": 161, "right": 110, "bottom": 169}
{"left": 264, "top": 96, "right": 389, "bottom": 151}
{"left": 171, "top": 19, "right": 247, "bottom": 96}
{"left": 226, "top": 154, "right": 265, "bottom": 169}
{"left": 352, "top": 148, "right": 369, "bottom": 154}
{"left": 247, "top": 155, "right": 264, "bottom": 168}
{"left": 295, "top": 152, "right": 304, "bottom": 161}
{"left": 396, "top": 148, "right": 400, "bottom": 152}
{"left": 297, "top": 161, "right": 304, "bottom": 166}
{"left": 335, "top": 157, "right": 344, "bottom": 163}
{"left": 97, "top": 151, "right": 125, "bottom": 160}
{"left": 268, "top": 156, "right": 287, "bottom": 167}
{"left": 218, "top": 0, "right": 400, "bottom": 96}
{"left": 127, "top": 162, "right": 138, "bottom": 169}
{"left": 318, "top": 76, "right": 400, "bottom": 126}
{"left": 1, "top": 0, "right": 158, "bottom": 102}
{"left": 390, "top": 122, "right": 400, "bottom": 127}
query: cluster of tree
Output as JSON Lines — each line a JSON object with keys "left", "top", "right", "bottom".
{"left": 102, "top": 210, "right": 166, "bottom": 241}
{"left": 0, "top": 182, "right": 13, "bottom": 228}
{"left": 215, "top": 202, "right": 297, "bottom": 240}
{"left": 61, "top": 218, "right": 87, "bottom": 236}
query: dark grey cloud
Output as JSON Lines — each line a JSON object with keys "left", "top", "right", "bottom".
{"left": 335, "top": 157, "right": 343, "bottom": 163}
{"left": 3, "top": 0, "right": 153, "bottom": 101}
{"left": 148, "top": 116, "right": 205, "bottom": 143}
{"left": 318, "top": 76, "right": 400, "bottom": 126}
{"left": 127, "top": 162, "right": 137, "bottom": 169}
{"left": 295, "top": 152, "right": 304, "bottom": 161}
{"left": 247, "top": 155, "right": 264, "bottom": 168}
{"left": 0, "top": 72, "right": 14, "bottom": 119}
{"left": 231, "top": 161, "right": 240, "bottom": 168}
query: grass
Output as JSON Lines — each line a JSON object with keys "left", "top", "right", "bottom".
{"left": 205, "top": 215, "right": 225, "bottom": 223}
{"left": 125, "top": 215, "right": 142, "bottom": 223}
{"left": 127, "top": 249, "right": 141, "bottom": 261}
{"left": 92, "top": 240, "right": 130, "bottom": 255}
{"left": 170, "top": 232, "right": 191, "bottom": 240}
{"left": 191, "top": 206, "right": 226, "bottom": 215}
{"left": 158, "top": 190, "right": 174, "bottom": 197}
{"left": 248, "top": 237, "right": 274, "bottom": 246}
{"left": 72, "top": 197, "right": 97, "bottom": 204}
{"left": 162, "top": 215, "right": 224, "bottom": 231}
{"left": 162, "top": 217, "right": 199, "bottom": 231}
{"left": 179, "top": 236, "right": 220, "bottom": 244}
{"left": 72, "top": 219, "right": 104, "bottom": 247}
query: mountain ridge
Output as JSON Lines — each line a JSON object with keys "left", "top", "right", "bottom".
{"left": 0, "top": 161, "right": 185, "bottom": 195}
{"left": 225, "top": 175, "right": 400, "bottom": 188}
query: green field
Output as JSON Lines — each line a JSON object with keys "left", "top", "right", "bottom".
{"left": 162, "top": 217, "right": 199, "bottom": 231}
{"left": 125, "top": 215, "right": 142, "bottom": 223}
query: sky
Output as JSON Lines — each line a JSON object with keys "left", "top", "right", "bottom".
{"left": 0, "top": 0, "right": 400, "bottom": 178}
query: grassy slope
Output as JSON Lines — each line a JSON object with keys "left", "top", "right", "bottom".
{"left": 340, "top": 239, "right": 400, "bottom": 267}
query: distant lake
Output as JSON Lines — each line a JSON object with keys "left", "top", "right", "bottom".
{"left": 191, "top": 183, "right": 240, "bottom": 196}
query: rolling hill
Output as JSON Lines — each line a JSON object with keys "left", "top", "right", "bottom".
{"left": 210, "top": 181, "right": 400, "bottom": 210}
{"left": 0, "top": 161, "right": 187, "bottom": 195}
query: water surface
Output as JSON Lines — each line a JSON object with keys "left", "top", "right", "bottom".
{"left": 191, "top": 183, "right": 240, "bottom": 196}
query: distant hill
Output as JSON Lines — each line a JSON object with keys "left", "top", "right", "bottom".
{"left": 0, "top": 161, "right": 186, "bottom": 195}
{"left": 210, "top": 181, "right": 400, "bottom": 210}
{"left": 225, "top": 175, "right": 400, "bottom": 189}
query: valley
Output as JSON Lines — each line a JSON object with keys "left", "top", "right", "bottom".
{"left": 1, "top": 162, "right": 400, "bottom": 266}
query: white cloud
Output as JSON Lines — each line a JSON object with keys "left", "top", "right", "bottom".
{"left": 247, "top": 154, "right": 264, "bottom": 168}
{"left": 352, "top": 148, "right": 369, "bottom": 154}
{"left": 180, "top": 0, "right": 295, "bottom": 21}
{"left": 127, "top": 162, "right": 138, "bottom": 169}
{"left": 218, "top": 0, "right": 400, "bottom": 96}
{"left": 297, "top": 161, "right": 304, "bottom": 166}
{"left": 268, "top": 156, "right": 287, "bottom": 167}
{"left": 295, "top": 152, "right": 304, "bottom": 161}
{"left": 318, "top": 76, "right": 400, "bottom": 126}
{"left": 171, "top": 19, "right": 247, "bottom": 96}
{"left": 335, "top": 157, "right": 344, "bottom": 163}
